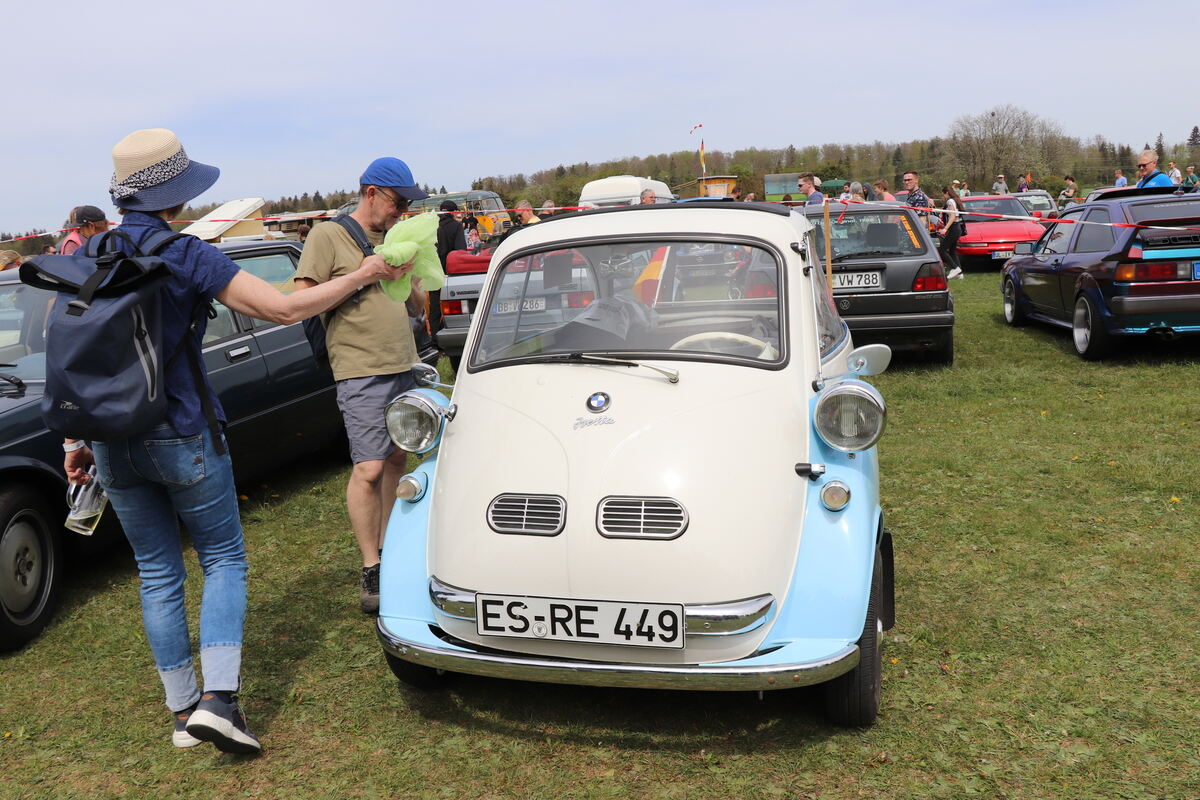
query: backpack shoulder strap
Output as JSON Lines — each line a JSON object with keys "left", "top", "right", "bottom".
{"left": 138, "top": 229, "right": 188, "bottom": 256}
{"left": 332, "top": 214, "right": 376, "bottom": 258}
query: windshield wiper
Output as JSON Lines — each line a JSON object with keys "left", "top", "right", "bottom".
{"left": 0, "top": 372, "right": 25, "bottom": 393}
{"left": 541, "top": 352, "right": 680, "bottom": 384}
{"left": 830, "top": 250, "right": 905, "bottom": 262}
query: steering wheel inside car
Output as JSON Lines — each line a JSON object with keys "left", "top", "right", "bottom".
{"left": 669, "top": 331, "right": 778, "bottom": 360}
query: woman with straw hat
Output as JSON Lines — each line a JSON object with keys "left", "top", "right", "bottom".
{"left": 63, "top": 128, "right": 415, "bottom": 754}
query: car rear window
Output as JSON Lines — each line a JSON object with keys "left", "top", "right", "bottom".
{"left": 1019, "top": 195, "right": 1054, "bottom": 212}
{"left": 1129, "top": 198, "right": 1200, "bottom": 224}
{"left": 805, "top": 212, "right": 929, "bottom": 260}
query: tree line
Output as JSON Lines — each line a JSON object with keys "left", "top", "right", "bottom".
{"left": 6, "top": 106, "right": 1198, "bottom": 256}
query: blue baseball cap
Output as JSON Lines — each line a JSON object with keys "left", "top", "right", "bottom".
{"left": 359, "top": 157, "right": 428, "bottom": 201}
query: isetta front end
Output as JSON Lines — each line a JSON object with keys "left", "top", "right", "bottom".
{"left": 376, "top": 202, "right": 895, "bottom": 726}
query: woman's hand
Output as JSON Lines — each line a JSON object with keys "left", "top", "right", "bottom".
{"left": 65, "top": 445, "right": 94, "bottom": 485}
{"left": 355, "top": 254, "right": 415, "bottom": 286}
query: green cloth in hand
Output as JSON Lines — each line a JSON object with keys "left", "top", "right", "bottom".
{"left": 375, "top": 212, "right": 445, "bottom": 302}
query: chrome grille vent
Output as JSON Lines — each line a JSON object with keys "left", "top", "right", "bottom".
{"left": 487, "top": 494, "right": 566, "bottom": 536}
{"left": 597, "top": 496, "right": 688, "bottom": 540}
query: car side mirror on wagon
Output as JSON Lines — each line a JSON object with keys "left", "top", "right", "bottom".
{"left": 1013, "top": 242, "right": 1034, "bottom": 255}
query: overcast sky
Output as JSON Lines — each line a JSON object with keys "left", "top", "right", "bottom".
{"left": 2, "top": 0, "right": 1194, "bottom": 235}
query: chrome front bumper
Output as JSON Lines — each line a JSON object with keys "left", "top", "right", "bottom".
{"left": 377, "top": 616, "right": 859, "bottom": 692}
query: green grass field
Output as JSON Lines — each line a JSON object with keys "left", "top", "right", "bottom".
{"left": 3, "top": 273, "right": 1199, "bottom": 799}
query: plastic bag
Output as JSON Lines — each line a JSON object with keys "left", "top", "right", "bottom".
{"left": 375, "top": 212, "right": 444, "bottom": 302}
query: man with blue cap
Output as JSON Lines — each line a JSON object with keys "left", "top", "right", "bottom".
{"left": 294, "top": 157, "right": 429, "bottom": 614}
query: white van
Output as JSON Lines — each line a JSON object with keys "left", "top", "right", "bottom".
{"left": 578, "top": 175, "right": 674, "bottom": 208}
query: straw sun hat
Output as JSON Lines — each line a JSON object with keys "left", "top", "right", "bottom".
{"left": 108, "top": 128, "right": 219, "bottom": 212}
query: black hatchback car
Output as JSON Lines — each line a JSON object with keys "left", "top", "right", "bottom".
{"left": 1001, "top": 186, "right": 1200, "bottom": 359}
{"left": 0, "top": 240, "right": 344, "bottom": 651}
{"left": 804, "top": 203, "right": 955, "bottom": 363}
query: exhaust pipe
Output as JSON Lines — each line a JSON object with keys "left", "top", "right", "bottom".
{"left": 1149, "top": 327, "right": 1180, "bottom": 341}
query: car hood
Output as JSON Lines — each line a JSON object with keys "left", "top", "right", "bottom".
{"left": 428, "top": 362, "right": 810, "bottom": 606}
{"left": 961, "top": 220, "right": 1044, "bottom": 241}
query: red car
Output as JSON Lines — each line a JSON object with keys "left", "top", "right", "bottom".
{"left": 957, "top": 195, "right": 1045, "bottom": 266}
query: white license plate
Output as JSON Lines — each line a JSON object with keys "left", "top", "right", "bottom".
{"left": 833, "top": 270, "right": 883, "bottom": 291}
{"left": 991, "top": 250, "right": 1015, "bottom": 260}
{"left": 477, "top": 594, "right": 685, "bottom": 648}
{"left": 494, "top": 296, "right": 546, "bottom": 314}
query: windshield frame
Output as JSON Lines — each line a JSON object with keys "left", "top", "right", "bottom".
{"left": 464, "top": 232, "right": 792, "bottom": 375}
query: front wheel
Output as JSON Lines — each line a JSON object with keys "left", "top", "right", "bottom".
{"left": 821, "top": 552, "right": 883, "bottom": 726}
{"left": 0, "top": 486, "right": 62, "bottom": 651}
{"left": 1002, "top": 278, "right": 1027, "bottom": 327}
{"left": 1072, "top": 294, "right": 1112, "bottom": 360}
{"left": 384, "top": 650, "right": 455, "bottom": 690}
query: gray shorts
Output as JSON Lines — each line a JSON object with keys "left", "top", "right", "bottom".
{"left": 335, "top": 372, "right": 417, "bottom": 463}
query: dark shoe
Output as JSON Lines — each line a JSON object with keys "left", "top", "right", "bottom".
{"left": 185, "top": 691, "right": 261, "bottom": 754}
{"left": 360, "top": 563, "right": 381, "bottom": 614}
{"left": 172, "top": 701, "right": 202, "bottom": 748}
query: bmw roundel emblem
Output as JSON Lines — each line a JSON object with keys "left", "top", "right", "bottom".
{"left": 586, "top": 392, "right": 611, "bottom": 413}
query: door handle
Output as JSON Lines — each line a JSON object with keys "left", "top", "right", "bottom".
{"left": 225, "top": 346, "right": 252, "bottom": 362}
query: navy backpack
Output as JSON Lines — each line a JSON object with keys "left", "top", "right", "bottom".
{"left": 19, "top": 229, "right": 221, "bottom": 448}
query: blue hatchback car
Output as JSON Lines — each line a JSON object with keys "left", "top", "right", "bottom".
{"left": 1001, "top": 186, "right": 1200, "bottom": 359}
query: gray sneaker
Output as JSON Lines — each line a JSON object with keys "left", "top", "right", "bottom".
{"left": 172, "top": 701, "right": 202, "bottom": 748}
{"left": 360, "top": 563, "right": 381, "bottom": 614}
{"left": 185, "top": 691, "right": 261, "bottom": 755}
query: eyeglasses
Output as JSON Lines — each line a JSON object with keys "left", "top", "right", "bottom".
{"left": 375, "top": 187, "right": 410, "bottom": 210}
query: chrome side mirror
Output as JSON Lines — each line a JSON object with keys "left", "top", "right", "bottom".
{"left": 846, "top": 343, "right": 891, "bottom": 377}
{"left": 411, "top": 361, "right": 453, "bottom": 389}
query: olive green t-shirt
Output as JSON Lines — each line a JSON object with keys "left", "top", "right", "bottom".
{"left": 295, "top": 220, "right": 418, "bottom": 381}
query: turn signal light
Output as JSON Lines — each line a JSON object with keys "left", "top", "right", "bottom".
{"left": 1115, "top": 262, "right": 1188, "bottom": 281}
{"left": 912, "top": 261, "right": 947, "bottom": 292}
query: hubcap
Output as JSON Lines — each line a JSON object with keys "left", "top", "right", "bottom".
{"left": 1073, "top": 299, "right": 1091, "bottom": 352}
{"left": 1004, "top": 283, "right": 1015, "bottom": 321}
{"left": 1, "top": 514, "right": 44, "bottom": 613}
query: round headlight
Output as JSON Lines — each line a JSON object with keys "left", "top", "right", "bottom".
{"left": 814, "top": 382, "right": 886, "bottom": 452}
{"left": 385, "top": 393, "right": 444, "bottom": 454}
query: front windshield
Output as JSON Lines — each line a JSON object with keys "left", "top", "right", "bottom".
{"left": 0, "top": 281, "right": 51, "bottom": 381}
{"left": 1018, "top": 195, "right": 1054, "bottom": 212}
{"left": 806, "top": 211, "right": 929, "bottom": 260}
{"left": 470, "top": 240, "right": 784, "bottom": 367}
{"left": 962, "top": 197, "right": 1028, "bottom": 223}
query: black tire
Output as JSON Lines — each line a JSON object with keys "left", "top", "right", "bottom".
{"left": 821, "top": 552, "right": 883, "bottom": 727}
{"left": 1002, "top": 278, "right": 1028, "bottom": 327}
{"left": 928, "top": 329, "right": 954, "bottom": 366}
{"left": 384, "top": 650, "right": 455, "bottom": 690}
{"left": 0, "top": 485, "right": 63, "bottom": 651}
{"left": 1072, "top": 293, "right": 1112, "bottom": 360}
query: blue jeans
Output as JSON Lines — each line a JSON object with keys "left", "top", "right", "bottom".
{"left": 94, "top": 424, "right": 246, "bottom": 712}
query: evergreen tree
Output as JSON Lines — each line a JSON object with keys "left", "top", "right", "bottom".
{"left": 1154, "top": 133, "right": 1166, "bottom": 164}
{"left": 439, "top": 185, "right": 447, "bottom": 194}
{"left": 1189, "top": 126, "right": 1200, "bottom": 149}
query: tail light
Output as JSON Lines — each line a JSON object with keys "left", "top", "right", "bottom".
{"left": 566, "top": 292, "right": 594, "bottom": 308}
{"left": 1115, "top": 262, "right": 1191, "bottom": 281}
{"left": 441, "top": 300, "right": 464, "bottom": 316}
{"left": 911, "top": 261, "right": 947, "bottom": 292}
{"left": 744, "top": 283, "right": 777, "bottom": 298}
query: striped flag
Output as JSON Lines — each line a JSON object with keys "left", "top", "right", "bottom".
{"left": 699, "top": 139, "right": 706, "bottom": 175}
{"left": 633, "top": 246, "right": 670, "bottom": 305}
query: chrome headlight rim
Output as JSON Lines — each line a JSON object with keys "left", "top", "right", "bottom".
{"left": 385, "top": 391, "right": 448, "bottom": 454}
{"left": 813, "top": 380, "right": 887, "bottom": 452}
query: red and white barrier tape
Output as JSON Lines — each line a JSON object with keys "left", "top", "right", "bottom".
{"left": 8, "top": 198, "right": 1200, "bottom": 246}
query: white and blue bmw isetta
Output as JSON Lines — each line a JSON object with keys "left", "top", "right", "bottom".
{"left": 376, "top": 201, "right": 895, "bottom": 725}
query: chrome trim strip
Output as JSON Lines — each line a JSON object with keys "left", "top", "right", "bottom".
{"left": 429, "top": 578, "right": 774, "bottom": 637}
{"left": 377, "top": 617, "right": 857, "bottom": 691}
